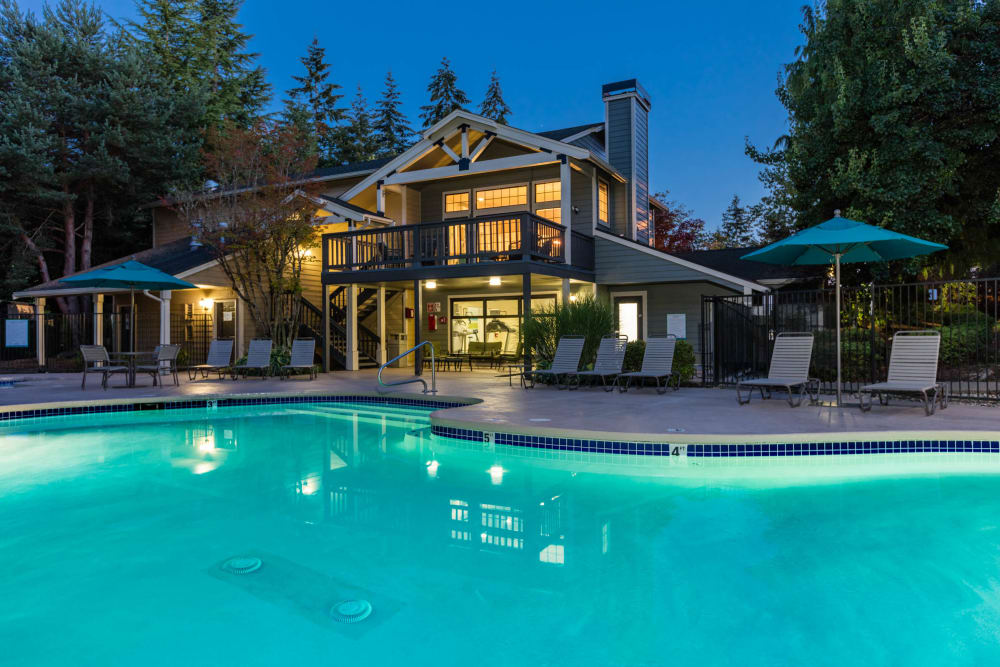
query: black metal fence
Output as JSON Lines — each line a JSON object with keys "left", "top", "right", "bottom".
{"left": 702, "top": 278, "right": 1000, "bottom": 399}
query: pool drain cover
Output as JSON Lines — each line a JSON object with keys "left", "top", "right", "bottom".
{"left": 222, "top": 557, "right": 262, "bottom": 575}
{"left": 330, "top": 599, "right": 373, "bottom": 623}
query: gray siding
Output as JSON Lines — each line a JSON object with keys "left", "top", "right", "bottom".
{"left": 595, "top": 237, "right": 746, "bottom": 290}
{"left": 606, "top": 99, "right": 633, "bottom": 181}
{"left": 634, "top": 104, "right": 650, "bottom": 245}
{"left": 417, "top": 165, "right": 559, "bottom": 221}
{"left": 403, "top": 185, "right": 420, "bottom": 224}
{"left": 571, "top": 133, "right": 607, "bottom": 161}
{"left": 570, "top": 165, "right": 593, "bottom": 236}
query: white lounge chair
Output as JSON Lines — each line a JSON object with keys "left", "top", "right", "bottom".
{"left": 80, "top": 345, "right": 129, "bottom": 390}
{"left": 567, "top": 335, "right": 627, "bottom": 391}
{"left": 617, "top": 336, "right": 679, "bottom": 394}
{"left": 136, "top": 344, "right": 182, "bottom": 387}
{"left": 281, "top": 338, "right": 317, "bottom": 380}
{"left": 232, "top": 339, "right": 273, "bottom": 379}
{"left": 737, "top": 332, "right": 817, "bottom": 407}
{"left": 188, "top": 339, "right": 234, "bottom": 380}
{"left": 522, "top": 336, "right": 585, "bottom": 389}
{"left": 860, "top": 330, "right": 946, "bottom": 416}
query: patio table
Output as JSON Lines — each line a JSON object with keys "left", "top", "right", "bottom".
{"left": 110, "top": 351, "right": 155, "bottom": 388}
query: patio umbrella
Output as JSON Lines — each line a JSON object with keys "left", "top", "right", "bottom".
{"left": 741, "top": 211, "right": 947, "bottom": 406}
{"left": 60, "top": 260, "right": 196, "bottom": 351}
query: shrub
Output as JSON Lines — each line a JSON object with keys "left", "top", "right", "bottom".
{"left": 622, "top": 338, "right": 696, "bottom": 384}
{"left": 623, "top": 340, "right": 645, "bottom": 373}
{"left": 522, "top": 297, "right": 614, "bottom": 367}
{"left": 939, "top": 323, "right": 991, "bottom": 367}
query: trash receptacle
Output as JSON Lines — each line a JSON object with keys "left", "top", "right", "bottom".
{"left": 388, "top": 333, "right": 410, "bottom": 367}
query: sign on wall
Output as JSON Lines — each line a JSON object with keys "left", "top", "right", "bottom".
{"left": 4, "top": 319, "right": 28, "bottom": 348}
{"left": 666, "top": 313, "right": 686, "bottom": 340}
{"left": 426, "top": 302, "right": 442, "bottom": 313}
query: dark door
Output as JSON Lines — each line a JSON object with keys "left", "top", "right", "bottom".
{"left": 214, "top": 300, "right": 236, "bottom": 339}
{"left": 613, "top": 296, "right": 643, "bottom": 342}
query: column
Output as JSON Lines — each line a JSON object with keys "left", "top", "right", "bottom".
{"left": 560, "top": 155, "right": 573, "bottom": 265}
{"left": 322, "top": 284, "right": 331, "bottom": 373}
{"left": 93, "top": 294, "right": 104, "bottom": 345}
{"left": 236, "top": 296, "right": 246, "bottom": 358}
{"left": 159, "top": 290, "right": 171, "bottom": 345}
{"left": 346, "top": 284, "right": 359, "bottom": 371}
{"left": 522, "top": 273, "right": 532, "bottom": 370}
{"left": 376, "top": 286, "right": 387, "bottom": 365}
{"left": 561, "top": 278, "right": 571, "bottom": 305}
{"left": 34, "top": 297, "right": 45, "bottom": 369}
{"left": 413, "top": 279, "right": 422, "bottom": 376}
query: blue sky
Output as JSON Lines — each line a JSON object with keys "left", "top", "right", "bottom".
{"left": 21, "top": 0, "right": 805, "bottom": 229}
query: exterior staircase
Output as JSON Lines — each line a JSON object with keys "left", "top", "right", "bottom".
{"left": 298, "top": 287, "right": 400, "bottom": 370}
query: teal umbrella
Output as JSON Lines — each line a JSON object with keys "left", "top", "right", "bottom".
{"left": 61, "top": 260, "right": 196, "bottom": 351}
{"left": 742, "top": 212, "right": 947, "bottom": 405}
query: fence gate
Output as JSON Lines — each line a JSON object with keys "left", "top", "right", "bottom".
{"left": 702, "top": 278, "right": 1000, "bottom": 400}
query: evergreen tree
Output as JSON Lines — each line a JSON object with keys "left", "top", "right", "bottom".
{"left": 372, "top": 71, "right": 412, "bottom": 156}
{"left": 708, "top": 195, "right": 761, "bottom": 249}
{"left": 419, "top": 57, "right": 469, "bottom": 128}
{"left": 282, "top": 37, "right": 344, "bottom": 165}
{"left": 479, "top": 69, "right": 511, "bottom": 123}
{"left": 339, "top": 86, "right": 379, "bottom": 164}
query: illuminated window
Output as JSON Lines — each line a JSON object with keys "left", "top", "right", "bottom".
{"left": 444, "top": 191, "right": 470, "bottom": 218}
{"left": 534, "top": 181, "right": 560, "bottom": 203}
{"left": 598, "top": 181, "right": 609, "bottom": 224}
{"left": 535, "top": 207, "right": 561, "bottom": 224}
{"left": 475, "top": 185, "right": 527, "bottom": 211}
{"left": 539, "top": 544, "right": 565, "bottom": 565}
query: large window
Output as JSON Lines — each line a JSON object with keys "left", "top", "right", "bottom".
{"left": 535, "top": 207, "right": 561, "bottom": 223}
{"left": 443, "top": 190, "right": 470, "bottom": 218}
{"left": 475, "top": 185, "right": 527, "bottom": 212}
{"left": 598, "top": 181, "right": 609, "bottom": 224}
{"left": 450, "top": 294, "right": 557, "bottom": 354}
{"left": 534, "top": 181, "right": 561, "bottom": 203}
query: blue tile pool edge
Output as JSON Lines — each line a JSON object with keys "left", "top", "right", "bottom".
{"left": 0, "top": 394, "right": 473, "bottom": 423}
{"left": 429, "top": 424, "right": 1000, "bottom": 458}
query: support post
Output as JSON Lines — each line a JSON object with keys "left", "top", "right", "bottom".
{"left": 322, "top": 284, "right": 331, "bottom": 372}
{"left": 159, "top": 290, "right": 171, "bottom": 345}
{"left": 93, "top": 294, "right": 104, "bottom": 345}
{"left": 34, "top": 297, "right": 45, "bottom": 369}
{"left": 561, "top": 278, "right": 571, "bottom": 305}
{"left": 560, "top": 155, "right": 572, "bottom": 265}
{"left": 414, "top": 279, "right": 422, "bottom": 376}
{"left": 346, "top": 284, "right": 359, "bottom": 371}
{"left": 236, "top": 296, "right": 246, "bottom": 359}
{"left": 376, "top": 180, "right": 384, "bottom": 215}
{"left": 522, "top": 274, "right": 532, "bottom": 370}
{"left": 835, "top": 253, "right": 842, "bottom": 407}
{"left": 376, "top": 286, "right": 387, "bottom": 365}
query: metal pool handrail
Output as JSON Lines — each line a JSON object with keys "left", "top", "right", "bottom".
{"left": 377, "top": 340, "right": 437, "bottom": 394}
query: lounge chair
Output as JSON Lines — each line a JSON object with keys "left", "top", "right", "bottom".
{"left": 567, "top": 336, "right": 627, "bottom": 391}
{"left": 521, "top": 335, "right": 585, "bottom": 389}
{"left": 232, "top": 339, "right": 273, "bottom": 379}
{"left": 736, "top": 332, "right": 817, "bottom": 407}
{"left": 80, "top": 345, "right": 129, "bottom": 390}
{"left": 187, "top": 339, "right": 234, "bottom": 380}
{"left": 617, "top": 336, "right": 679, "bottom": 394}
{"left": 136, "top": 344, "right": 181, "bottom": 387}
{"left": 281, "top": 338, "right": 317, "bottom": 380}
{"left": 859, "top": 330, "right": 946, "bottom": 416}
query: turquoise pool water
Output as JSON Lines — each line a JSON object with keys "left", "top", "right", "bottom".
{"left": 3, "top": 402, "right": 1000, "bottom": 666}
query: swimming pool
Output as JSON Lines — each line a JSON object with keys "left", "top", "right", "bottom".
{"left": 3, "top": 400, "right": 1000, "bottom": 666}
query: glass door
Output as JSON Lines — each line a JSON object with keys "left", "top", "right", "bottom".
{"left": 614, "top": 296, "right": 643, "bottom": 342}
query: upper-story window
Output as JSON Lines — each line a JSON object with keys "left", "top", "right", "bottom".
{"left": 598, "top": 181, "right": 609, "bottom": 224}
{"left": 443, "top": 190, "right": 471, "bottom": 218}
{"left": 535, "top": 208, "right": 561, "bottom": 223}
{"left": 534, "top": 181, "right": 561, "bottom": 203}
{"left": 475, "top": 184, "right": 528, "bottom": 212}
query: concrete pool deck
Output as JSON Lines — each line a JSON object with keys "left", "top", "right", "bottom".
{"left": 0, "top": 369, "right": 996, "bottom": 443}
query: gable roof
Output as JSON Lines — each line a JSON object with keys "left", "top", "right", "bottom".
{"left": 13, "top": 238, "right": 220, "bottom": 298}
{"left": 536, "top": 122, "right": 603, "bottom": 141}
{"left": 307, "top": 156, "right": 396, "bottom": 180}
{"left": 672, "top": 247, "right": 823, "bottom": 284}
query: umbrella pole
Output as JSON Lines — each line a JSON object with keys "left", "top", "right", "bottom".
{"left": 130, "top": 287, "right": 136, "bottom": 353}
{"left": 835, "top": 253, "right": 842, "bottom": 407}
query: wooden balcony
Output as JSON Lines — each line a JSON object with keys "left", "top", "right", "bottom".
{"left": 321, "top": 213, "right": 595, "bottom": 279}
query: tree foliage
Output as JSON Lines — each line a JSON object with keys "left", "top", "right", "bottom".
{"left": 748, "top": 0, "right": 1000, "bottom": 274}
{"left": 651, "top": 191, "right": 707, "bottom": 253}
{"left": 708, "top": 195, "right": 761, "bottom": 249}
{"left": 282, "top": 37, "right": 343, "bottom": 166}
{"left": 372, "top": 71, "right": 412, "bottom": 157}
{"left": 0, "top": 0, "right": 204, "bottom": 304}
{"left": 174, "top": 120, "right": 320, "bottom": 348}
{"left": 479, "top": 69, "right": 511, "bottom": 123}
{"left": 339, "top": 86, "right": 379, "bottom": 164}
{"left": 419, "top": 57, "right": 469, "bottom": 128}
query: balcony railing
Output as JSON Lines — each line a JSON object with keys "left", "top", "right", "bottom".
{"left": 322, "top": 213, "right": 573, "bottom": 273}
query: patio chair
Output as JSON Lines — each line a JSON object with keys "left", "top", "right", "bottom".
{"left": 281, "top": 338, "right": 317, "bottom": 380}
{"left": 187, "top": 339, "right": 234, "bottom": 380}
{"left": 859, "top": 330, "right": 946, "bottom": 416}
{"left": 567, "top": 336, "right": 627, "bottom": 391}
{"left": 136, "top": 344, "right": 181, "bottom": 387}
{"left": 736, "top": 332, "right": 817, "bottom": 407}
{"left": 232, "top": 339, "right": 273, "bottom": 380}
{"left": 80, "top": 345, "right": 129, "bottom": 390}
{"left": 521, "top": 335, "right": 585, "bottom": 389}
{"left": 617, "top": 336, "right": 680, "bottom": 394}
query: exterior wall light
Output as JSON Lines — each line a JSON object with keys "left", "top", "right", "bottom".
{"left": 489, "top": 277, "right": 501, "bottom": 286}
{"left": 425, "top": 280, "right": 437, "bottom": 289}
{"left": 199, "top": 297, "right": 214, "bottom": 311}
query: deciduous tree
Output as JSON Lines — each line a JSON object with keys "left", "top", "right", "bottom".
{"left": 651, "top": 192, "right": 707, "bottom": 253}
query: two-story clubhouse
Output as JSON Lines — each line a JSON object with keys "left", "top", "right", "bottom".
{"left": 17, "top": 79, "right": 807, "bottom": 373}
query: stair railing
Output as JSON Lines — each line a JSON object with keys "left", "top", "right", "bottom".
{"left": 377, "top": 340, "right": 436, "bottom": 394}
